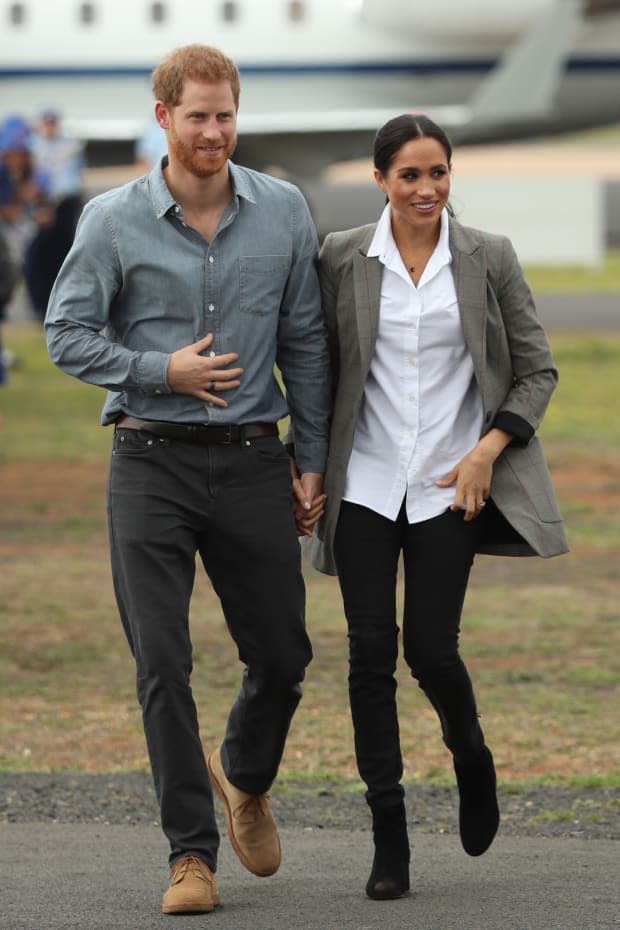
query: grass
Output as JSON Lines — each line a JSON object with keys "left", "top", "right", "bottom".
{"left": 522, "top": 250, "right": 620, "bottom": 293}
{"left": 0, "top": 324, "right": 619, "bottom": 787}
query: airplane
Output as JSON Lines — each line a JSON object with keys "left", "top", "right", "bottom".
{"left": 1, "top": 0, "right": 619, "bottom": 177}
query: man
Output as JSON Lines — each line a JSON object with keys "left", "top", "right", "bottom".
{"left": 46, "top": 44, "right": 330, "bottom": 915}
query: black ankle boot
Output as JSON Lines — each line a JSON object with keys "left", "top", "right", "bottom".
{"left": 454, "top": 746, "right": 500, "bottom": 856}
{"left": 366, "top": 802, "right": 411, "bottom": 900}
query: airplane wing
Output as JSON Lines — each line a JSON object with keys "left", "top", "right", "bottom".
{"left": 237, "top": 106, "right": 471, "bottom": 135}
{"left": 240, "top": 0, "right": 587, "bottom": 145}
{"left": 467, "top": 0, "right": 584, "bottom": 128}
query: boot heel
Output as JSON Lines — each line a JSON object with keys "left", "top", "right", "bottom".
{"left": 366, "top": 855, "right": 410, "bottom": 900}
{"left": 365, "top": 801, "right": 411, "bottom": 900}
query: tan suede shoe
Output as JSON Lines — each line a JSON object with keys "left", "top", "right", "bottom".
{"left": 208, "top": 747, "right": 281, "bottom": 877}
{"left": 161, "top": 855, "right": 220, "bottom": 915}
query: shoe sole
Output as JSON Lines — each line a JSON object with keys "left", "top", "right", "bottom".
{"left": 162, "top": 903, "right": 216, "bottom": 914}
{"left": 207, "top": 752, "right": 280, "bottom": 877}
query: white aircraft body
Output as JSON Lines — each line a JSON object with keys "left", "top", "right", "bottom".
{"left": 1, "top": 0, "right": 619, "bottom": 173}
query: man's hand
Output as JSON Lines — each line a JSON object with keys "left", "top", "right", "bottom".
{"left": 166, "top": 333, "right": 243, "bottom": 407}
{"left": 290, "top": 461, "right": 326, "bottom": 537}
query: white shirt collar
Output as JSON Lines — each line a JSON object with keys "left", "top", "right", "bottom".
{"left": 367, "top": 204, "right": 452, "bottom": 272}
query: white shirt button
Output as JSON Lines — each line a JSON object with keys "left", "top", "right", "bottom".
{"left": 208, "top": 303, "right": 215, "bottom": 312}
{"left": 208, "top": 255, "right": 214, "bottom": 264}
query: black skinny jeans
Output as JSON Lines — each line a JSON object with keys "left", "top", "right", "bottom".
{"left": 334, "top": 500, "right": 486, "bottom": 810}
{"left": 107, "top": 429, "right": 312, "bottom": 869}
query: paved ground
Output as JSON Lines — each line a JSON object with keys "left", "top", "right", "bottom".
{"left": 535, "top": 293, "right": 618, "bottom": 329}
{"left": 2, "top": 823, "right": 619, "bottom": 930}
{"left": 6, "top": 285, "right": 618, "bottom": 331}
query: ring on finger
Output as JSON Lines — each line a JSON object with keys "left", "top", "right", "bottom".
{"left": 478, "top": 500, "right": 486, "bottom": 508}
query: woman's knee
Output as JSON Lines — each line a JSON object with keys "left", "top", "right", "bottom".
{"left": 349, "top": 623, "right": 399, "bottom": 675}
{"left": 404, "top": 636, "right": 459, "bottom": 682}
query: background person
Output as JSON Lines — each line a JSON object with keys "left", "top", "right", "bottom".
{"left": 26, "top": 109, "right": 85, "bottom": 318}
{"left": 0, "top": 114, "right": 53, "bottom": 316}
{"left": 0, "top": 222, "right": 20, "bottom": 395}
{"left": 45, "top": 44, "right": 330, "bottom": 916}
{"left": 307, "top": 114, "right": 568, "bottom": 901}
{"left": 134, "top": 115, "right": 168, "bottom": 172}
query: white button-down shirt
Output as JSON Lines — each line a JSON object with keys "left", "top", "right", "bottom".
{"left": 342, "top": 205, "right": 483, "bottom": 523}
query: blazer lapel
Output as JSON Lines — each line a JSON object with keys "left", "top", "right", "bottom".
{"left": 450, "top": 220, "right": 488, "bottom": 392}
{"left": 352, "top": 230, "right": 382, "bottom": 374}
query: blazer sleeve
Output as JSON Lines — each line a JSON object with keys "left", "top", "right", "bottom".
{"left": 488, "top": 235, "right": 558, "bottom": 445}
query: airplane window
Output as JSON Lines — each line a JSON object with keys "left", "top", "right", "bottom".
{"left": 78, "top": 2, "right": 97, "bottom": 25}
{"left": 149, "top": 1, "right": 167, "bottom": 23}
{"left": 221, "top": 1, "right": 238, "bottom": 22}
{"left": 288, "top": 1, "right": 306, "bottom": 21}
{"left": 8, "top": 2, "right": 26, "bottom": 24}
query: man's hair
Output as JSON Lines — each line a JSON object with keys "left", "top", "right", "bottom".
{"left": 152, "top": 44, "right": 240, "bottom": 108}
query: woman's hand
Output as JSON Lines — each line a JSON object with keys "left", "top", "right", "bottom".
{"left": 436, "top": 428, "right": 512, "bottom": 521}
{"left": 290, "top": 460, "right": 327, "bottom": 537}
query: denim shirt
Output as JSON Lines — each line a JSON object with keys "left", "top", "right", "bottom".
{"left": 45, "top": 160, "right": 330, "bottom": 473}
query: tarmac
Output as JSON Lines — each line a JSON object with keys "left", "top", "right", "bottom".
{"left": 2, "top": 822, "right": 618, "bottom": 930}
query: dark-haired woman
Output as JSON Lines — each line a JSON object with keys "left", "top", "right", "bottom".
{"left": 306, "top": 115, "right": 568, "bottom": 899}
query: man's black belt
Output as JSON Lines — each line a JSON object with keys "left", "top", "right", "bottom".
{"left": 115, "top": 415, "right": 279, "bottom": 445}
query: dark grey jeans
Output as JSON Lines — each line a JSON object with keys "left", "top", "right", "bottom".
{"left": 107, "top": 428, "right": 312, "bottom": 869}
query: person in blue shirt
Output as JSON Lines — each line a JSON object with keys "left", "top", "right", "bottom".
{"left": 45, "top": 44, "right": 330, "bottom": 916}
{"left": 25, "top": 110, "right": 85, "bottom": 318}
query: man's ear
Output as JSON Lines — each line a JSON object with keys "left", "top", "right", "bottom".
{"left": 154, "top": 101, "right": 169, "bottom": 130}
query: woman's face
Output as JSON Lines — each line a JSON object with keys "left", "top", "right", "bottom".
{"left": 374, "top": 135, "right": 451, "bottom": 235}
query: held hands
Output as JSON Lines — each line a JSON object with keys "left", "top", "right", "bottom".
{"left": 290, "top": 459, "right": 326, "bottom": 537}
{"left": 166, "top": 333, "right": 243, "bottom": 407}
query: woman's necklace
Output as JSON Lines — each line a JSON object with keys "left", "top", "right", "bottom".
{"left": 400, "top": 242, "right": 436, "bottom": 278}
{"left": 394, "top": 221, "right": 440, "bottom": 280}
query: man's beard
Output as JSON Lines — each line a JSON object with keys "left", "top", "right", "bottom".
{"left": 167, "top": 123, "right": 237, "bottom": 178}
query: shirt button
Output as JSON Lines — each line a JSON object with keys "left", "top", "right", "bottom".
{"left": 175, "top": 206, "right": 181, "bottom": 214}
{"left": 209, "top": 255, "right": 214, "bottom": 264}
{"left": 208, "top": 303, "right": 215, "bottom": 312}
{"left": 209, "top": 350, "right": 216, "bottom": 357}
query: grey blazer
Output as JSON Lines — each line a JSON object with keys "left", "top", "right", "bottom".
{"left": 305, "top": 217, "right": 569, "bottom": 575}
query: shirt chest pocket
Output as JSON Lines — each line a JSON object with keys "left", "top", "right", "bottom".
{"left": 239, "top": 254, "right": 290, "bottom": 316}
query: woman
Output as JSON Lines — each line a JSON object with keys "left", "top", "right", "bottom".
{"left": 306, "top": 115, "right": 568, "bottom": 900}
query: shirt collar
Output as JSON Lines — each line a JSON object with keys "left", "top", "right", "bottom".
{"left": 367, "top": 203, "right": 452, "bottom": 268}
{"left": 228, "top": 161, "right": 257, "bottom": 205}
{"left": 149, "top": 157, "right": 257, "bottom": 220}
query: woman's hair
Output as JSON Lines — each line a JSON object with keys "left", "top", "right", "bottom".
{"left": 373, "top": 114, "right": 453, "bottom": 176}
{"left": 152, "top": 44, "right": 241, "bottom": 109}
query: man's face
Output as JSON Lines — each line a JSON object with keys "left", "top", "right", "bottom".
{"left": 158, "top": 78, "right": 238, "bottom": 179}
